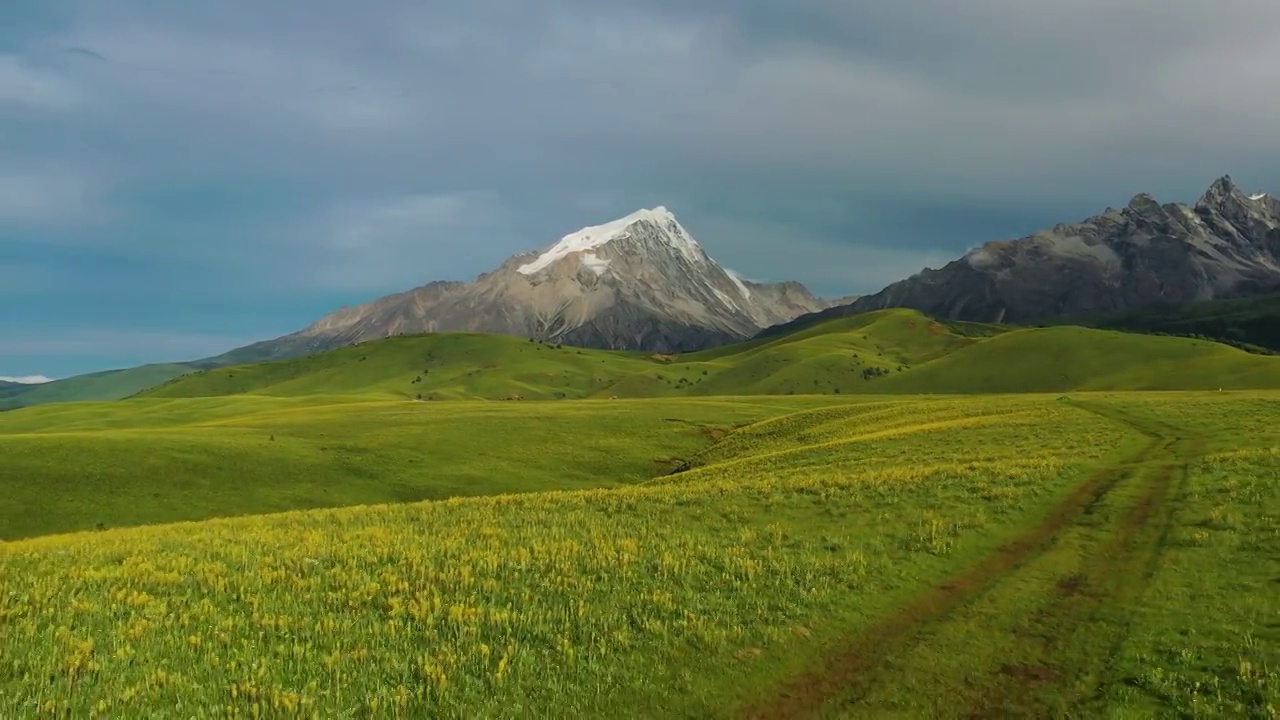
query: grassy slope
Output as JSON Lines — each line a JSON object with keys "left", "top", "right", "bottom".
{"left": 0, "top": 382, "right": 32, "bottom": 404}
{"left": 140, "top": 311, "right": 954, "bottom": 401}
{"left": 0, "top": 364, "right": 195, "bottom": 411}
{"left": 0, "top": 392, "right": 1274, "bottom": 717}
{"left": 1074, "top": 291, "right": 1280, "bottom": 353}
{"left": 13, "top": 293, "right": 1280, "bottom": 412}
{"left": 870, "top": 325, "right": 1280, "bottom": 393}
{"left": 0, "top": 394, "right": 843, "bottom": 540}
{"left": 136, "top": 309, "right": 1280, "bottom": 401}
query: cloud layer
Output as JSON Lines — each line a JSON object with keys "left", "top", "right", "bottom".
{"left": 3, "top": 0, "right": 1280, "bottom": 376}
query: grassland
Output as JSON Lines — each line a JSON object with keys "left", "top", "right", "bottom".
{"left": 137, "top": 309, "right": 1280, "bottom": 402}
{"left": 0, "top": 394, "right": 846, "bottom": 540}
{"left": 1, "top": 391, "right": 1276, "bottom": 717}
{"left": 12, "top": 302, "right": 1280, "bottom": 413}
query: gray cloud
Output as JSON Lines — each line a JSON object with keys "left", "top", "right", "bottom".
{"left": 4, "top": 0, "right": 1280, "bottom": 369}
{"left": 279, "top": 191, "right": 522, "bottom": 290}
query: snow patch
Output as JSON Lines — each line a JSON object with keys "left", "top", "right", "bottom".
{"left": 710, "top": 286, "right": 742, "bottom": 311}
{"left": 579, "top": 252, "right": 610, "bottom": 275}
{"left": 725, "top": 269, "right": 752, "bottom": 299}
{"left": 1249, "top": 192, "right": 1269, "bottom": 200}
{"left": 517, "top": 206, "right": 703, "bottom": 275}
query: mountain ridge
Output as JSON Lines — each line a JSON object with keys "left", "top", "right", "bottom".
{"left": 769, "top": 175, "right": 1280, "bottom": 334}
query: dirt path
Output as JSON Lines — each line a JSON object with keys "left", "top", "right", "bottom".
{"left": 738, "top": 401, "right": 1204, "bottom": 719}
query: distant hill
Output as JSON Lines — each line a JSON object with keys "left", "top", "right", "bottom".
{"left": 0, "top": 381, "right": 33, "bottom": 407}
{"left": 140, "top": 309, "right": 1280, "bottom": 401}
{"left": 1069, "top": 291, "right": 1280, "bottom": 354}
{"left": 0, "top": 364, "right": 196, "bottom": 411}
{"left": 21, "top": 299, "right": 1280, "bottom": 413}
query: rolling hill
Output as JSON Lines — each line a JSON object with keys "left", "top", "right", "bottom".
{"left": 139, "top": 309, "right": 1280, "bottom": 401}
{"left": 1071, "top": 290, "right": 1280, "bottom": 353}
{"left": 0, "top": 364, "right": 197, "bottom": 412}
{"left": 0, "top": 394, "right": 844, "bottom": 540}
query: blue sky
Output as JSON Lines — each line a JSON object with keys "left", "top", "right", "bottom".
{"left": 3, "top": 1, "right": 1280, "bottom": 380}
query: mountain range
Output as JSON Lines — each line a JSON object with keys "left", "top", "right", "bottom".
{"left": 7, "top": 175, "right": 1280, "bottom": 411}
{"left": 768, "top": 175, "right": 1280, "bottom": 335}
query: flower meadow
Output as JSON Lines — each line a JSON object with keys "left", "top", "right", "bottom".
{"left": 0, "top": 398, "right": 1159, "bottom": 718}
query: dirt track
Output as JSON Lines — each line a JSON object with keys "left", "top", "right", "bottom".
{"left": 739, "top": 401, "right": 1204, "bottom": 719}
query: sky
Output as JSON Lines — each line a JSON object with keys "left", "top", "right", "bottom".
{"left": 3, "top": 1, "right": 1280, "bottom": 380}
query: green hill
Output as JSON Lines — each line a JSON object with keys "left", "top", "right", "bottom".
{"left": 0, "top": 393, "right": 846, "bottom": 540}
{"left": 870, "top": 325, "right": 1280, "bottom": 394}
{"left": 141, "top": 310, "right": 994, "bottom": 401}
{"left": 139, "top": 309, "right": 1280, "bottom": 401}
{"left": 14, "top": 293, "right": 1280, "bottom": 413}
{"left": 0, "top": 331, "right": 344, "bottom": 412}
{"left": 1069, "top": 291, "right": 1280, "bottom": 354}
{"left": 0, "top": 363, "right": 196, "bottom": 411}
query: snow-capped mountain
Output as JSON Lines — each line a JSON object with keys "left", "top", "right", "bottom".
{"left": 224, "top": 207, "right": 829, "bottom": 359}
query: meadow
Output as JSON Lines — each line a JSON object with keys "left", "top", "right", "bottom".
{"left": 1, "top": 391, "right": 1275, "bottom": 717}
{"left": 0, "top": 394, "right": 843, "bottom": 540}
{"left": 138, "top": 309, "right": 1280, "bottom": 402}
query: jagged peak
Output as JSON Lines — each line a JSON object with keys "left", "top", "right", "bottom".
{"left": 517, "top": 206, "right": 702, "bottom": 275}
{"left": 1127, "top": 192, "right": 1161, "bottom": 211}
{"left": 1197, "top": 174, "right": 1245, "bottom": 207}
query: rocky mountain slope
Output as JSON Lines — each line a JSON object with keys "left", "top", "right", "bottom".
{"left": 769, "top": 175, "right": 1280, "bottom": 334}
{"left": 230, "top": 207, "right": 828, "bottom": 357}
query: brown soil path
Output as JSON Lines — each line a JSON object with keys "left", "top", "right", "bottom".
{"left": 738, "top": 400, "right": 1202, "bottom": 719}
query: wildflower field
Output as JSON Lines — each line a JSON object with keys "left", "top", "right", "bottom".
{"left": 1, "top": 392, "right": 1277, "bottom": 717}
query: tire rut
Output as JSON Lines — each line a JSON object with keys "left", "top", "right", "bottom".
{"left": 738, "top": 401, "right": 1202, "bottom": 720}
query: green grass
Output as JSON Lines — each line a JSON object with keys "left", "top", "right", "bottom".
{"left": 12, "top": 306, "right": 1280, "bottom": 412}
{"left": 869, "top": 325, "right": 1280, "bottom": 393}
{"left": 14, "top": 297, "right": 1280, "bottom": 412}
{"left": 1, "top": 392, "right": 1275, "bottom": 717}
{"left": 136, "top": 309, "right": 1280, "bottom": 402}
{"left": 0, "top": 394, "right": 844, "bottom": 541}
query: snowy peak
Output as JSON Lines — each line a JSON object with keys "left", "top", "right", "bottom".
{"left": 245, "top": 204, "right": 827, "bottom": 356}
{"left": 517, "top": 206, "right": 705, "bottom": 275}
